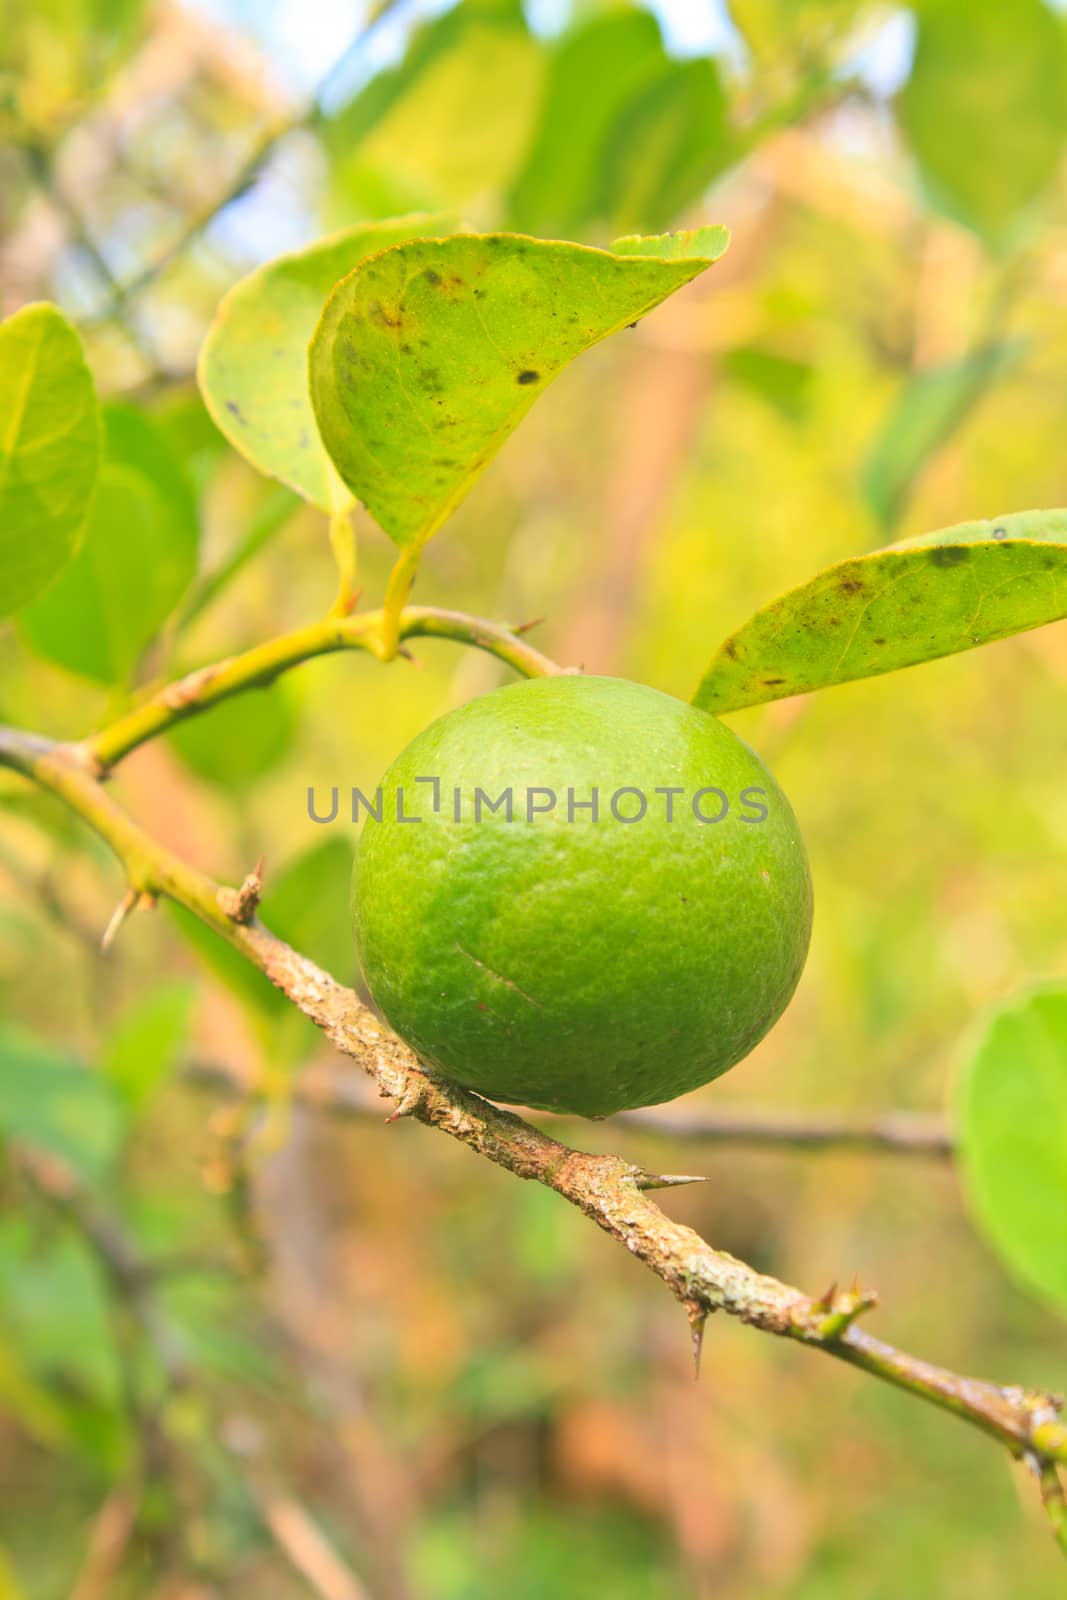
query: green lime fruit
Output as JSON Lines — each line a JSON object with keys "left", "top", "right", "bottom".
{"left": 352, "top": 675, "right": 812, "bottom": 1116}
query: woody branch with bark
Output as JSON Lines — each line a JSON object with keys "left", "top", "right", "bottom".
{"left": 2, "top": 604, "right": 1066, "bottom": 1558}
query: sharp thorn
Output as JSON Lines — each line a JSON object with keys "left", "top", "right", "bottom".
{"left": 686, "top": 1301, "right": 707, "bottom": 1379}
{"left": 813, "top": 1281, "right": 838, "bottom": 1314}
{"left": 513, "top": 615, "right": 546, "bottom": 636}
{"left": 101, "top": 887, "right": 138, "bottom": 952}
{"left": 813, "top": 1285, "right": 879, "bottom": 1340}
{"left": 384, "top": 1084, "right": 425, "bottom": 1123}
{"left": 635, "top": 1171, "right": 709, "bottom": 1190}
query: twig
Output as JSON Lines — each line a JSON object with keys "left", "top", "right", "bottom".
{"left": 69, "top": 1489, "right": 140, "bottom": 1600}
{"left": 185, "top": 1058, "right": 952, "bottom": 1159}
{"left": 81, "top": 605, "right": 566, "bottom": 771}
{"left": 2, "top": 721, "right": 1066, "bottom": 1541}
{"left": 18, "top": 136, "right": 165, "bottom": 374}
{"left": 259, "top": 1495, "right": 370, "bottom": 1600}
{"left": 87, "top": 0, "right": 410, "bottom": 321}
{"left": 615, "top": 1104, "right": 953, "bottom": 1157}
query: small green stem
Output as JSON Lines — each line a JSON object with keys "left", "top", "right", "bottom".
{"left": 82, "top": 606, "right": 563, "bottom": 771}
{"left": 401, "top": 607, "right": 562, "bottom": 680}
{"left": 1039, "top": 1462, "right": 1067, "bottom": 1557}
{"left": 327, "top": 506, "right": 358, "bottom": 618}
{"left": 380, "top": 547, "right": 422, "bottom": 660}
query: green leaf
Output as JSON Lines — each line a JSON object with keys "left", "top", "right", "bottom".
{"left": 19, "top": 404, "right": 198, "bottom": 685}
{"left": 326, "top": 1, "right": 544, "bottom": 214}
{"left": 861, "top": 342, "right": 1024, "bottom": 530}
{"left": 897, "top": 0, "right": 1067, "bottom": 243}
{"left": 0, "top": 1220, "right": 121, "bottom": 1414}
{"left": 0, "top": 1025, "right": 122, "bottom": 1182}
{"left": 0, "top": 302, "right": 101, "bottom": 617}
{"left": 598, "top": 58, "right": 732, "bottom": 232}
{"left": 610, "top": 226, "right": 730, "bottom": 261}
{"left": 102, "top": 981, "right": 194, "bottom": 1112}
{"left": 168, "top": 681, "right": 297, "bottom": 789}
{"left": 956, "top": 984, "right": 1067, "bottom": 1313}
{"left": 724, "top": 344, "right": 815, "bottom": 421}
{"left": 173, "top": 483, "right": 298, "bottom": 636}
{"left": 310, "top": 228, "right": 729, "bottom": 551}
{"left": 197, "top": 214, "right": 456, "bottom": 512}
{"left": 506, "top": 10, "right": 670, "bottom": 234}
{"left": 151, "top": 384, "right": 232, "bottom": 496}
{"left": 694, "top": 509, "right": 1067, "bottom": 712}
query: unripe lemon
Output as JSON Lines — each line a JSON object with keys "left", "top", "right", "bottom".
{"left": 352, "top": 675, "right": 811, "bottom": 1116}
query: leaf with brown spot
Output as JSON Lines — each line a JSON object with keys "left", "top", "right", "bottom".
{"left": 309, "top": 227, "right": 728, "bottom": 550}
{"left": 197, "top": 214, "right": 455, "bottom": 512}
{"left": 693, "top": 509, "right": 1067, "bottom": 712}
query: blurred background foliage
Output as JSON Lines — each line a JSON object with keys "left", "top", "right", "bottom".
{"left": 3, "top": 0, "right": 1067, "bottom": 1594}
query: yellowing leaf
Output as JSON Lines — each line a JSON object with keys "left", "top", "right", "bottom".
{"left": 198, "top": 215, "right": 455, "bottom": 511}
{"left": 309, "top": 228, "right": 728, "bottom": 550}
{"left": 694, "top": 510, "right": 1067, "bottom": 712}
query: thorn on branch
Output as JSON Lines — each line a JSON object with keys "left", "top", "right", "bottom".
{"left": 686, "top": 1300, "right": 708, "bottom": 1379}
{"left": 634, "top": 1170, "right": 709, "bottom": 1190}
{"left": 513, "top": 615, "right": 546, "bottom": 635}
{"left": 217, "top": 857, "right": 264, "bottom": 924}
{"left": 812, "top": 1281, "right": 838, "bottom": 1314}
{"left": 101, "top": 887, "right": 154, "bottom": 952}
{"left": 805, "top": 1283, "right": 879, "bottom": 1341}
{"left": 384, "top": 1080, "right": 428, "bottom": 1123}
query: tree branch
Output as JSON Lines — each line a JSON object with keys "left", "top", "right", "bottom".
{"left": 3, "top": 722, "right": 1067, "bottom": 1544}
{"left": 187, "top": 1057, "right": 953, "bottom": 1158}
{"left": 615, "top": 1103, "right": 953, "bottom": 1157}
{"left": 81, "top": 605, "right": 563, "bottom": 771}
{"left": 83, "top": 0, "right": 411, "bottom": 324}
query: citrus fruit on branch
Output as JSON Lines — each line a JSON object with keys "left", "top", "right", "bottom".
{"left": 352, "top": 676, "right": 812, "bottom": 1117}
